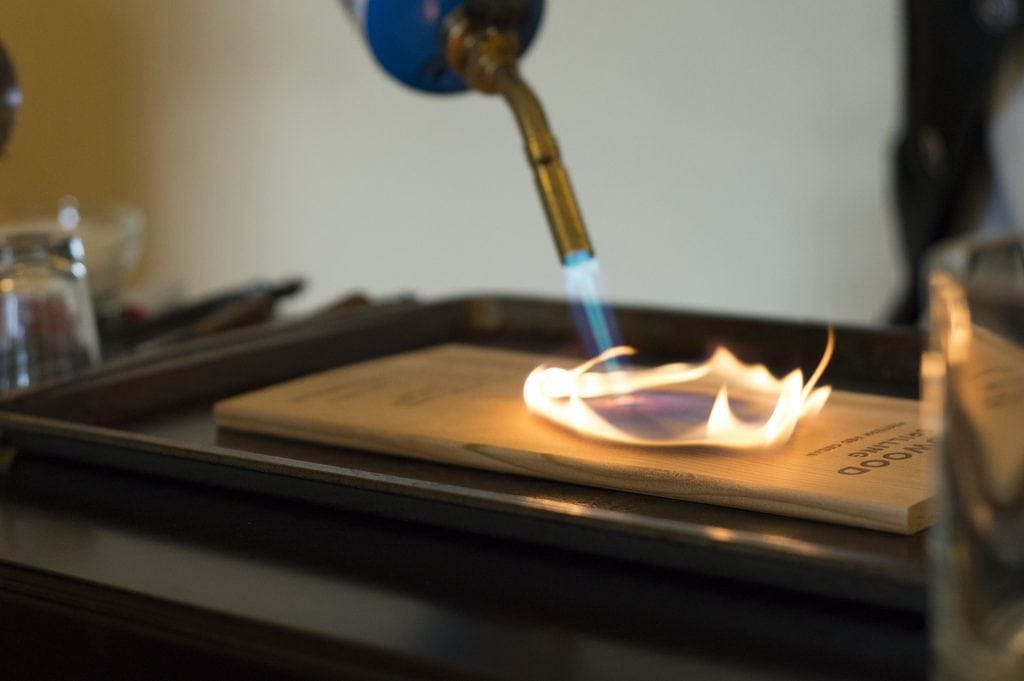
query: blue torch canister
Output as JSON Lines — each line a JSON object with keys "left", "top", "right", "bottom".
{"left": 343, "top": 0, "right": 543, "bottom": 93}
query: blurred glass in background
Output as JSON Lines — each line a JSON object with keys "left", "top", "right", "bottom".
{"left": 0, "top": 223, "right": 100, "bottom": 392}
{"left": 927, "top": 233, "right": 1024, "bottom": 680}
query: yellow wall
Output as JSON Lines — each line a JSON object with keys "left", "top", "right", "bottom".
{"left": 0, "top": 2, "right": 150, "bottom": 263}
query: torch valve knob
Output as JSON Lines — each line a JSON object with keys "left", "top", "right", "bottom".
{"left": 464, "top": 0, "right": 532, "bottom": 31}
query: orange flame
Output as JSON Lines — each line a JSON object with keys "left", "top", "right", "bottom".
{"left": 523, "top": 331, "right": 834, "bottom": 448}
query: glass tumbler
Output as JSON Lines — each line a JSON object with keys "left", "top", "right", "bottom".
{"left": 0, "top": 229, "right": 100, "bottom": 392}
{"left": 928, "top": 233, "right": 1024, "bottom": 680}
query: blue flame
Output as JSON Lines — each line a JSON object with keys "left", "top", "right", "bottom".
{"left": 563, "top": 250, "right": 623, "bottom": 357}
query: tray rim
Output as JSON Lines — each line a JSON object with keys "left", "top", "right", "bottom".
{"left": 0, "top": 294, "right": 928, "bottom": 611}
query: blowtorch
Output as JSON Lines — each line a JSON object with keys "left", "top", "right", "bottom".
{"left": 345, "top": 0, "right": 593, "bottom": 262}
{"left": 345, "top": 0, "right": 619, "bottom": 354}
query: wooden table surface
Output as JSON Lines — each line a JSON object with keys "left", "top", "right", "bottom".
{"left": 0, "top": 450, "right": 927, "bottom": 681}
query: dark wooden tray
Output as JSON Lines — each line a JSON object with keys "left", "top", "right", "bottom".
{"left": 0, "top": 295, "right": 927, "bottom": 612}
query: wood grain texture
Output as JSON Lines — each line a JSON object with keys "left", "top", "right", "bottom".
{"left": 214, "top": 344, "right": 934, "bottom": 534}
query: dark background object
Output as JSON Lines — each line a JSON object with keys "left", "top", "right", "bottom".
{"left": 0, "top": 38, "right": 18, "bottom": 156}
{"left": 891, "top": 0, "right": 1024, "bottom": 324}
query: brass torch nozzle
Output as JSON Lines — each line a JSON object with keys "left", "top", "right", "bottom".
{"left": 444, "top": 11, "right": 594, "bottom": 262}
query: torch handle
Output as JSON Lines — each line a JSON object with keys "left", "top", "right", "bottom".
{"left": 443, "top": 8, "right": 595, "bottom": 263}
{"left": 492, "top": 66, "right": 594, "bottom": 261}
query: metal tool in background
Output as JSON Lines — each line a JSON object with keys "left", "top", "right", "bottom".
{"left": 100, "top": 277, "right": 307, "bottom": 356}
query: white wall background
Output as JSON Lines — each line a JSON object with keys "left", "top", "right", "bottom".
{"left": 0, "top": 1, "right": 901, "bottom": 324}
